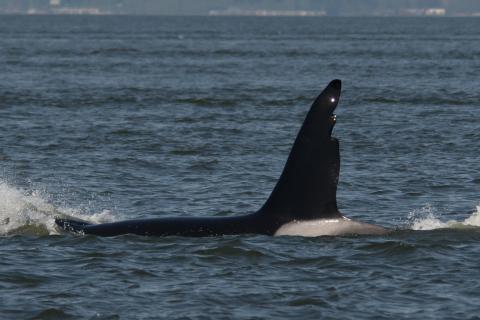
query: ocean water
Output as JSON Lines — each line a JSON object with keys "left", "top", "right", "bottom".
{"left": 0, "top": 16, "right": 479, "bottom": 319}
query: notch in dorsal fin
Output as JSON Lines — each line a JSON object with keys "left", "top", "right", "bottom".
{"left": 257, "top": 80, "right": 342, "bottom": 224}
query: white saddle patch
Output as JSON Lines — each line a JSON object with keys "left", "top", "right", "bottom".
{"left": 274, "top": 216, "right": 387, "bottom": 237}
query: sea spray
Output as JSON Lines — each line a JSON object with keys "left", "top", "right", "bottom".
{"left": 410, "top": 204, "right": 480, "bottom": 231}
{"left": 0, "top": 180, "right": 115, "bottom": 236}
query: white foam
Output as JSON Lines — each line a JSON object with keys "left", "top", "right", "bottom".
{"left": 463, "top": 206, "right": 480, "bottom": 226}
{"left": 410, "top": 205, "right": 480, "bottom": 231}
{"left": 0, "top": 180, "right": 116, "bottom": 236}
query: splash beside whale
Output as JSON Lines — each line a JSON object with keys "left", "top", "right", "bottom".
{"left": 55, "top": 80, "right": 388, "bottom": 237}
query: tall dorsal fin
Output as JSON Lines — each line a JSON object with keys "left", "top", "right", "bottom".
{"left": 257, "top": 80, "right": 342, "bottom": 223}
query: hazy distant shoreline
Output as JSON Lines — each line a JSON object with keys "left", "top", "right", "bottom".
{"left": 3, "top": 0, "right": 480, "bottom": 17}
{"left": 1, "top": 13, "right": 479, "bottom": 17}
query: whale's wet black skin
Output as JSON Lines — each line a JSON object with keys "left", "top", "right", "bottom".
{"left": 55, "top": 80, "right": 386, "bottom": 237}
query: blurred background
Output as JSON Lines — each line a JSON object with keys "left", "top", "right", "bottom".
{"left": 1, "top": 0, "right": 480, "bottom": 16}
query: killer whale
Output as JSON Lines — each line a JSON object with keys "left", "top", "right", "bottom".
{"left": 55, "top": 80, "right": 387, "bottom": 237}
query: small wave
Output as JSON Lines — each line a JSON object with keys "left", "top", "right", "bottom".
{"left": 175, "top": 97, "right": 237, "bottom": 107}
{"left": 194, "top": 245, "right": 266, "bottom": 258}
{"left": 358, "top": 241, "right": 417, "bottom": 254}
{"left": 364, "top": 96, "right": 478, "bottom": 106}
{"left": 30, "top": 308, "right": 74, "bottom": 320}
{"left": 89, "top": 47, "right": 140, "bottom": 55}
{"left": 0, "top": 180, "right": 116, "bottom": 236}
{"left": 409, "top": 205, "right": 480, "bottom": 231}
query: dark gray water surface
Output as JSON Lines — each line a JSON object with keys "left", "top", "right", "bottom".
{"left": 0, "top": 16, "right": 479, "bottom": 319}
